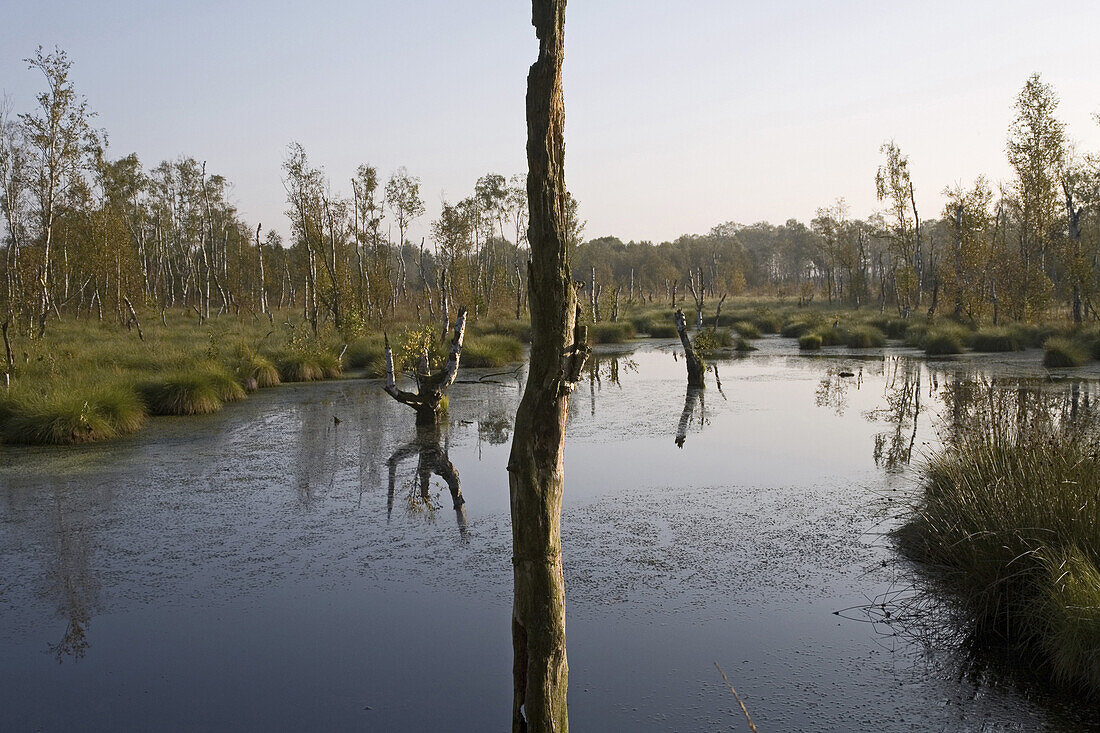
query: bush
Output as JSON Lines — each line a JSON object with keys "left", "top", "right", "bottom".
{"left": 897, "top": 419, "right": 1100, "bottom": 694}
{"left": 1043, "top": 337, "right": 1089, "bottom": 368}
{"left": 970, "top": 327, "right": 1022, "bottom": 353}
{"left": 692, "top": 328, "right": 733, "bottom": 356}
{"left": 462, "top": 335, "right": 525, "bottom": 367}
{"left": 589, "top": 322, "right": 636, "bottom": 344}
{"left": 798, "top": 333, "right": 823, "bottom": 350}
{"left": 732, "top": 320, "right": 761, "bottom": 339}
{"left": 844, "top": 325, "right": 886, "bottom": 348}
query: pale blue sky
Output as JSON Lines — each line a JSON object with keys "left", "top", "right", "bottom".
{"left": 3, "top": 1, "right": 1099, "bottom": 244}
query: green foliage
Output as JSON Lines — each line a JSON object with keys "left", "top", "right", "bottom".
{"left": 692, "top": 328, "right": 733, "bottom": 356}
{"left": 898, "top": 417, "right": 1100, "bottom": 694}
{"left": 751, "top": 311, "right": 783, "bottom": 334}
{"left": 868, "top": 316, "right": 910, "bottom": 339}
{"left": 646, "top": 323, "right": 678, "bottom": 338}
{"left": 970, "top": 327, "right": 1023, "bottom": 353}
{"left": 781, "top": 318, "right": 819, "bottom": 338}
{"left": 235, "top": 349, "right": 281, "bottom": 388}
{"left": 1043, "top": 337, "right": 1089, "bottom": 368}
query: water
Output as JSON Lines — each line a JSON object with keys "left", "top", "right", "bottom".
{"left": 2, "top": 337, "right": 1098, "bottom": 731}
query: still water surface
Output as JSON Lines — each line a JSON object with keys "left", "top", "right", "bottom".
{"left": 2, "top": 337, "right": 1098, "bottom": 731}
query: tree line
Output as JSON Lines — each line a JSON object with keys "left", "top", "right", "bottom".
{"left": 2, "top": 47, "right": 1098, "bottom": 356}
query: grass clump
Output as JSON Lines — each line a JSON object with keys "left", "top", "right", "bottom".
{"left": 733, "top": 337, "right": 757, "bottom": 352}
{"left": 922, "top": 326, "right": 967, "bottom": 356}
{"left": 139, "top": 372, "right": 224, "bottom": 416}
{"left": 461, "top": 335, "right": 525, "bottom": 367}
{"left": 751, "top": 311, "right": 783, "bottom": 334}
{"left": 1043, "top": 337, "right": 1090, "bottom": 368}
{"left": 646, "top": 323, "right": 678, "bottom": 338}
{"left": 781, "top": 319, "right": 816, "bottom": 338}
{"left": 473, "top": 319, "right": 532, "bottom": 343}
{"left": 868, "top": 316, "right": 910, "bottom": 339}
{"left": 589, "top": 322, "right": 636, "bottom": 344}
{"left": 0, "top": 384, "right": 146, "bottom": 445}
{"left": 843, "top": 324, "right": 886, "bottom": 348}
{"left": 798, "top": 333, "right": 823, "bottom": 350}
{"left": 732, "top": 320, "right": 761, "bottom": 339}
{"left": 898, "top": 418, "right": 1100, "bottom": 695}
{"left": 970, "top": 327, "right": 1022, "bottom": 353}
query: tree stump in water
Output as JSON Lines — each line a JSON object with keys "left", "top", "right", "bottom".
{"left": 675, "top": 308, "right": 705, "bottom": 388}
{"left": 383, "top": 308, "right": 467, "bottom": 427}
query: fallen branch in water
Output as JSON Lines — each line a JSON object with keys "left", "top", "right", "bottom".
{"left": 715, "top": 662, "right": 758, "bottom": 732}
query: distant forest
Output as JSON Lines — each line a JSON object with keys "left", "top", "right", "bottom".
{"left": 2, "top": 46, "right": 1098, "bottom": 342}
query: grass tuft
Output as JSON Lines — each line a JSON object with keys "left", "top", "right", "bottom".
{"left": 462, "top": 335, "right": 525, "bottom": 367}
{"left": 589, "top": 322, "right": 636, "bottom": 344}
{"left": 798, "top": 333, "right": 823, "bottom": 350}
{"left": 970, "top": 327, "right": 1022, "bottom": 353}
{"left": 1044, "top": 337, "right": 1090, "bottom": 368}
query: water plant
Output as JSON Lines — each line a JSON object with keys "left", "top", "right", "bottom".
{"left": 1043, "top": 337, "right": 1089, "bottom": 368}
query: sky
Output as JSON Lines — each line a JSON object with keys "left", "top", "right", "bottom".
{"left": 3, "top": 0, "right": 1100, "bottom": 245}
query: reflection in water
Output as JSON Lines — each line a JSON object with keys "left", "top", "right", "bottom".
{"left": 293, "top": 399, "right": 338, "bottom": 505}
{"left": 585, "top": 352, "right": 638, "bottom": 415}
{"left": 46, "top": 492, "right": 97, "bottom": 662}
{"left": 869, "top": 359, "right": 921, "bottom": 472}
{"left": 386, "top": 427, "right": 468, "bottom": 540}
{"left": 815, "top": 366, "right": 863, "bottom": 415}
{"left": 675, "top": 387, "right": 706, "bottom": 448}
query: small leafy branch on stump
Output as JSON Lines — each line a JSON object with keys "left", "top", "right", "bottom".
{"left": 383, "top": 307, "right": 466, "bottom": 426}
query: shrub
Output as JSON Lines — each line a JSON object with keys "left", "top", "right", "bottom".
{"left": 970, "top": 327, "right": 1022, "bottom": 353}
{"left": 462, "top": 335, "right": 525, "bottom": 367}
{"left": 692, "top": 328, "right": 733, "bottom": 356}
{"left": 798, "top": 333, "right": 822, "bottom": 350}
{"left": 1043, "top": 337, "right": 1089, "bottom": 368}
{"left": 732, "top": 320, "right": 761, "bottom": 339}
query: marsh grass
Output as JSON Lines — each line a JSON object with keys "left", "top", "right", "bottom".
{"left": 646, "top": 323, "right": 678, "bottom": 338}
{"left": 1043, "top": 337, "right": 1090, "bottom": 368}
{"left": 1, "top": 310, "right": 345, "bottom": 443}
{"left": 843, "top": 324, "right": 886, "bottom": 348}
{"left": 462, "top": 335, "right": 525, "bottom": 367}
{"left": 970, "top": 327, "right": 1023, "bottom": 353}
{"left": 798, "top": 333, "right": 823, "bottom": 350}
{"left": 732, "top": 321, "right": 761, "bottom": 339}
{"left": 589, "top": 322, "right": 636, "bottom": 344}
{"left": 922, "top": 325, "right": 970, "bottom": 355}
{"left": 898, "top": 416, "right": 1100, "bottom": 695}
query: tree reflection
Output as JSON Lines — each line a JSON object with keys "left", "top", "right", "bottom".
{"left": 585, "top": 352, "right": 638, "bottom": 415}
{"left": 386, "top": 426, "right": 468, "bottom": 540}
{"left": 46, "top": 493, "right": 97, "bottom": 662}
{"left": 675, "top": 387, "right": 706, "bottom": 447}
{"left": 868, "top": 358, "right": 921, "bottom": 472}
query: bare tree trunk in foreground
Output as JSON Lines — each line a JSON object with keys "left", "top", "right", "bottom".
{"left": 508, "top": 1, "right": 588, "bottom": 730}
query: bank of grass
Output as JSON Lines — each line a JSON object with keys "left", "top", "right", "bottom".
{"left": 1044, "top": 337, "right": 1090, "bottom": 368}
{"left": 462, "top": 334, "right": 525, "bottom": 367}
{"left": 0, "top": 311, "right": 345, "bottom": 444}
{"left": 897, "top": 419, "right": 1100, "bottom": 695}
{"left": 970, "top": 327, "right": 1023, "bottom": 353}
{"left": 589, "top": 322, "right": 636, "bottom": 344}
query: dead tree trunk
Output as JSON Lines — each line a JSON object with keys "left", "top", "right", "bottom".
{"left": 508, "top": 2, "right": 587, "bottom": 729}
{"left": 675, "top": 308, "right": 705, "bottom": 388}
{"left": 383, "top": 308, "right": 467, "bottom": 427}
